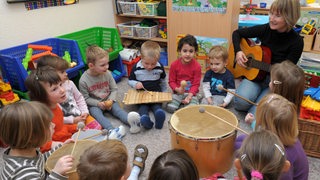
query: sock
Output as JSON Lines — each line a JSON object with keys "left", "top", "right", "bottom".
{"left": 154, "top": 109, "right": 166, "bottom": 129}
{"left": 140, "top": 115, "right": 153, "bottom": 129}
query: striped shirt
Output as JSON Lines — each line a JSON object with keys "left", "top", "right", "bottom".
{"left": 0, "top": 146, "right": 67, "bottom": 180}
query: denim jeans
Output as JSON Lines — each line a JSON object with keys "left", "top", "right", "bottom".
{"left": 89, "top": 102, "right": 129, "bottom": 130}
{"left": 138, "top": 103, "right": 162, "bottom": 116}
{"left": 234, "top": 76, "right": 270, "bottom": 115}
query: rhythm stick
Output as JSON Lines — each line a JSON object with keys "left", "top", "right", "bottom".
{"left": 142, "top": 86, "right": 153, "bottom": 96}
{"left": 216, "top": 85, "right": 258, "bottom": 106}
{"left": 70, "top": 122, "right": 85, "bottom": 156}
{"left": 83, "top": 129, "right": 109, "bottom": 140}
{"left": 199, "top": 107, "right": 249, "bottom": 135}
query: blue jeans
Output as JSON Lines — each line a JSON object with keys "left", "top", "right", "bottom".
{"left": 234, "top": 77, "right": 270, "bottom": 115}
{"left": 138, "top": 103, "right": 162, "bottom": 116}
{"left": 89, "top": 102, "right": 129, "bottom": 130}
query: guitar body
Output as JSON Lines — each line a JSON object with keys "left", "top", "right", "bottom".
{"left": 228, "top": 38, "right": 271, "bottom": 81}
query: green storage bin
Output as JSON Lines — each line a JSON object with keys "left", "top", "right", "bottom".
{"left": 57, "top": 27, "right": 123, "bottom": 64}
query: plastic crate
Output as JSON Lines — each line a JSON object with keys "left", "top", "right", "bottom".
{"left": 118, "top": 1, "right": 138, "bottom": 15}
{"left": 117, "top": 21, "right": 139, "bottom": 37}
{"left": 122, "top": 56, "right": 141, "bottom": 77}
{"left": 58, "top": 27, "right": 123, "bottom": 64}
{"left": 137, "top": 2, "right": 159, "bottom": 16}
{"left": 135, "top": 25, "right": 158, "bottom": 38}
{"left": 109, "top": 55, "right": 126, "bottom": 83}
{"left": 0, "top": 38, "right": 84, "bottom": 92}
{"left": 159, "top": 52, "right": 168, "bottom": 66}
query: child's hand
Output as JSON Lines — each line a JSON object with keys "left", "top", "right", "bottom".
{"left": 98, "top": 102, "right": 107, "bottom": 110}
{"left": 219, "top": 102, "right": 227, "bottom": 108}
{"left": 81, "top": 113, "right": 89, "bottom": 119}
{"left": 135, "top": 82, "right": 144, "bottom": 90}
{"left": 74, "top": 116, "right": 86, "bottom": 124}
{"left": 175, "top": 87, "right": 185, "bottom": 95}
{"left": 52, "top": 155, "right": 74, "bottom": 176}
{"left": 182, "top": 96, "right": 192, "bottom": 104}
{"left": 207, "top": 97, "right": 213, "bottom": 105}
{"left": 51, "top": 141, "right": 63, "bottom": 149}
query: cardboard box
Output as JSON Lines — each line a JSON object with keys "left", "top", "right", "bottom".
{"left": 301, "top": 31, "right": 316, "bottom": 51}
{"left": 313, "top": 29, "right": 320, "bottom": 52}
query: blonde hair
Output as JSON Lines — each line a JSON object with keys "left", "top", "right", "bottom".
{"left": 255, "top": 93, "right": 298, "bottom": 146}
{"left": 270, "top": 0, "right": 301, "bottom": 31}
{"left": 0, "top": 101, "right": 53, "bottom": 149}
{"left": 238, "top": 129, "right": 287, "bottom": 180}
{"left": 207, "top": 45, "right": 228, "bottom": 62}
{"left": 77, "top": 140, "right": 128, "bottom": 180}
{"left": 141, "top": 41, "right": 161, "bottom": 61}
{"left": 86, "top": 45, "right": 109, "bottom": 64}
{"left": 270, "top": 60, "right": 305, "bottom": 110}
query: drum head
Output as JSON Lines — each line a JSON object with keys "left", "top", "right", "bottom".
{"left": 72, "top": 129, "right": 106, "bottom": 142}
{"left": 46, "top": 140, "right": 97, "bottom": 174}
{"left": 170, "top": 105, "right": 238, "bottom": 139}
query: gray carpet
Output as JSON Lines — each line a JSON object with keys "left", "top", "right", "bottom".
{"left": 0, "top": 77, "right": 319, "bottom": 179}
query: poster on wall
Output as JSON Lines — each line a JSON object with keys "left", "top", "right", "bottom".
{"left": 172, "top": 0, "right": 227, "bottom": 13}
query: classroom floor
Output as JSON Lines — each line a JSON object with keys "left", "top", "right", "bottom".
{"left": 0, "top": 76, "right": 319, "bottom": 179}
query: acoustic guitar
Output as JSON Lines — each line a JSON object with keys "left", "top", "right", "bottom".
{"left": 228, "top": 38, "right": 272, "bottom": 81}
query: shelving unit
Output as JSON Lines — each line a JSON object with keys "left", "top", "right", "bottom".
{"left": 112, "top": 1, "right": 168, "bottom": 45}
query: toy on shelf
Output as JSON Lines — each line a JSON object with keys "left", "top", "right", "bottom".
{"left": 0, "top": 79, "right": 20, "bottom": 107}
{"left": 301, "top": 19, "right": 316, "bottom": 35}
{"left": 158, "top": 19, "right": 167, "bottom": 39}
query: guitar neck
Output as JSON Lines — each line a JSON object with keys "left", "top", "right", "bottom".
{"left": 248, "top": 58, "right": 271, "bottom": 72}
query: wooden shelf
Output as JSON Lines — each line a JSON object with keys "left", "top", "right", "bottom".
{"left": 120, "top": 36, "right": 167, "bottom": 43}
{"left": 117, "top": 14, "right": 167, "bottom": 19}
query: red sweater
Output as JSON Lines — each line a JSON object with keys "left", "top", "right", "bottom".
{"left": 169, "top": 58, "right": 202, "bottom": 95}
{"left": 40, "top": 104, "right": 77, "bottom": 152}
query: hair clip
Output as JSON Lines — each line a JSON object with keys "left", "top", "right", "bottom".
{"left": 273, "top": 80, "right": 282, "bottom": 85}
{"left": 267, "top": 95, "right": 274, "bottom": 103}
{"left": 35, "top": 75, "right": 39, "bottom": 80}
{"left": 240, "top": 154, "right": 247, "bottom": 161}
{"left": 251, "top": 170, "right": 263, "bottom": 180}
{"left": 274, "top": 144, "right": 285, "bottom": 156}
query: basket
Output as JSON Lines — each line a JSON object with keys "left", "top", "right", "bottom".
{"left": 109, "top": 55, "right": 126, "bottom": 83}
{"left": 117, "top": 21, "right": 139, "bottom": 37}
{"left": 135, "top": 25, "right": 158, "bottom": 38}
{"left": 118, "top": 1, "right": 138, "bottom": 15}
{"left": 298, "top": 118, "right": 320, "bottom": 158}
{"left": 57, "top": 27, "right": 123, "bottom": 64}
{"left": 137, "top": 2, "right": 159, "bottom": 16}
{"left": 0, "top": 38, "right": 84, "bottom": 92}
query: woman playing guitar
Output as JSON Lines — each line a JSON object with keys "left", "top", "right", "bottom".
{"left": 231, "top": 0, "right": 303, "bottom": 128}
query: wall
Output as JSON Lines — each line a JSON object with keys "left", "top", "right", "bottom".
{"left": 0, "top": 0, "right": 115, "bottom": 49}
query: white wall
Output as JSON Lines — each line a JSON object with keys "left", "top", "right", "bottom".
{"left": 0, "top": 0, "right": 115, "bottom": 49}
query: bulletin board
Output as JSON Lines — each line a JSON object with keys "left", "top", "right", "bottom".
{"left": 167, "top": 0, "right": 240, "bottom": 66}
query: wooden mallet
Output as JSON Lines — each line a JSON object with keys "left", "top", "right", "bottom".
{"left": 83, "top": 129, "right": 109, "bottom": 140}
{"left": 199, "top": 107, "right": 249, "bottom": 135}
{"left": 70, "top": 122, "right": 85, "bottom": 156}
{"left": 216, "top": 84, "right": 258, "bottom": 106}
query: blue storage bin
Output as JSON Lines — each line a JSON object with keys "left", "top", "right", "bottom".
{"left": 109, "top": 55, "right": 126, "bottom": 83}
{"left": 159, "top": 52, "right": 168, "bottom": 66}
{"left": 0, "top": 38, "right": 85, "bottom": 92}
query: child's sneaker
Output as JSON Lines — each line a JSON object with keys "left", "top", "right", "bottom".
{"left": 128, "top": 112, "right": 141, "bottom": 134}
{"left": 107, "top": 125, "right": 126, "bottom": 140}
{"left": 154, "top": 109, "right": 166, "bottom": 129}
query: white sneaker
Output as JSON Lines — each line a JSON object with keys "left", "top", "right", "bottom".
{"left": 128, "top": 112, "right": 141, "bottom": 134}
{"left": 107, "top": 125, "right": 126, "bottom": 141}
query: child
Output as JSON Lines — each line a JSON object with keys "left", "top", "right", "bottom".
{"left": 37, "top": 55, "right": 101, "bottom": 130}
{"left": 167, "top": 34, "right": 202, "bottom": 113}
{"left": 25, "top": 66, "right": 78, "bottom": 152}
{"left": 246, "top": 60, "right": 305, "bottom": 129}
{"left": 148, "top": 149, "right": 199, "bottom": 180}
{"left": 235, "top": 129, "right": 291, "bottom": 180}
{"left": 79, "top": 45, "right": 141, "bottom": 139}
{"left": 77, "top": 140, "right": 148, "bottom": 180}
{"left": 255, "top": 93, "right": 309, "bottom": 180}
{"left": 0, "top": 101, "right": 74, "bottom": 179}
{"left": 202, "top": 45, "right": 235, "bottom": 107}
{"left": 128, "top": 41, "right": 167, "bottom": 129}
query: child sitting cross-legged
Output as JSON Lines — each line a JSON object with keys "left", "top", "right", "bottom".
{"left": 79, "top": 45, "right": 141, "bottom": 140}
{"left": 128, "top": 41, "right": 167, "bottom": 129}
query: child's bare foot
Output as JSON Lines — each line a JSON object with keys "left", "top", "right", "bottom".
{"left": 245, "top": 113, "right": 254, "bottom": 124}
